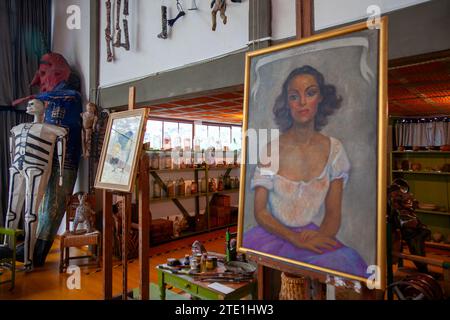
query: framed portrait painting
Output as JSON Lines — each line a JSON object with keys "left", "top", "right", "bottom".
{"left": 238, "top": 19, "right": 388, "bottom": 287}
{"left": 95, "top": 108, "right": 148, "bottom": 193}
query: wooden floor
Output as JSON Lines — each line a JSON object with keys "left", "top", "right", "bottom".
{"left": 0, "top": 228, "right": 234, "bottom": 300}
{"left": 2, "top": 228, "right": 449, "bottom": 300}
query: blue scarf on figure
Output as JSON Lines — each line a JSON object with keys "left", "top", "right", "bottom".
{"left": 36, "top": 81, "right": 82, "bottom": 170}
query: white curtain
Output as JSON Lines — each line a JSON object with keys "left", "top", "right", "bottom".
{"left": 395, "top": 120, "right": 450, "bottom": 147}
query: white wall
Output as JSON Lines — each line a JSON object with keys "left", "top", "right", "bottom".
{"left": 99, "top": 0, "right": 249, "bottom": 88}
{"left": 315, "top": 0, "right": 430, "bottom": 30}
{"left": 52, "top": 0, "right": 91, "bottom": 101}
{"left": 271, "top": 0, "right": 296, "bottom": 40}
{"left": 51, "top": 1, "right": 90, "bottom": 236}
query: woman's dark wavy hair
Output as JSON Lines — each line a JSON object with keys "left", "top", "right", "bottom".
{"left": 273, "top": 65, "right": 342, "bottom": 132}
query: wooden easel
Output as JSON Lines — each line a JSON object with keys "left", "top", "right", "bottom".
{"left": 103, "top": 87, "right": 150, "bottom": 300}
{"left": 247, "top": 1, "right": 380, "bottom": 300}
{"left": 248, "top": 253, "right": 379, "bottom": 300}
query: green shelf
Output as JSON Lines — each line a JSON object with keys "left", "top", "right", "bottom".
{"left": 416, "top": 209, "right": 450, "bottom": 217}
{"left": 391, "top": 146, "right": 450, "bottom": 240}
{"left": 149, "top": 189, "right": 240, "bottom": 204}
{"left": 149, "top": 166, "right": 240, "bottom": 174}
{"left": 150, "top": 193, "right": 208, "bottom": 203}
{"left": 392, "top": 170, "right": 450, "bottom": 176}
{"left": 392, "top": 151, "right": 450, "bottom": 155}
{"left": 150, "top": 167, "right": 206, "bottom": 173}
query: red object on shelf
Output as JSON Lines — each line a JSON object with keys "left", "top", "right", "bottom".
{"left": 211, "top": 194, "right": 231, "bottom": 207}
{"left": 210, "top": 206, "right": 231, "bottom": 227}
{"left": 150, "top": 219, "right": 173, "bottom": 244}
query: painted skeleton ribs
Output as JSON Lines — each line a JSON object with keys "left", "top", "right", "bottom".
{"left": 4, "top": 113, "right": 67, "bottom": 270}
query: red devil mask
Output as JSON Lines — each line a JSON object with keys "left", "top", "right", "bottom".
{"left": 30, "top": 53, "right": 71, "bottom": 93}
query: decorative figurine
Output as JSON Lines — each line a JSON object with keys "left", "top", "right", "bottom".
{"left": 173, "top": 217, "right": 181, "bottom": 238}
{"left": 388, "top": 179, "right": 431, "bottom": 273}
{"left": 192, "top": 240, "right": 207, "bottom": 256}
{"left": 3, "top": 99, "right": 67, "bottom": 271}
{"left": 81, "top": 102, "right": 98, "bottom": 158}
{"left": 180, "top": 216, "right": 189, "bottom": 231}
{"left": 73, "top": 193, "right": 96, "bottom": 234}
{"left": 211, "top": 0, "right": 227, "bottom": 31}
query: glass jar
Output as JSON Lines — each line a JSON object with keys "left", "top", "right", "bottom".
{"left": 150, "top": 152, "right": 160, "bottom": 170}
{"left": 209, "top": 178, "right": 217, "bottom": 192}
{"left": 167, "top": 180, "right": 176, "bottom": 197}
{"left": 163, "top": 136, "right": 172, "bottom": 150}
{"left": 177, "top": 178, "right": 186, "bottom": 196}
{"left": 218, "top": 175, "right": 224, "bottom": 191}
{"left": 164, "top": 152, "right": 172, "bottom": 170}
{"left": 153, "top": 181, "right": 161, "bottom": 198}
{"left": 233, "top": 176, "right": 240, "bottom": 189}
{"left": 224, "top": 175, "right": 231, "bottom": 190}
{"left": 230, "top": 177, "right": 236, "bottom": 189}
{"left": 185, "top": 180, "right": 192, "bottom": 196}
{"left": 200, "top": 177, "right": 207, "bottom": 193}
{"left": 191, "top": 180, "right": 198, "bottom": 194}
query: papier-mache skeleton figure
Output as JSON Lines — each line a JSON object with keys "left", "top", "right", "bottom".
{"left": 81, "top": 102, "right": 98, "bottom": 158}
{"left": 4, "top": 99, "right": 67, "bottom": 271}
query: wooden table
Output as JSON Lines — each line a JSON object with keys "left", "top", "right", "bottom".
{"left": 157, "top": 265, "right": 257, "bottom": 300}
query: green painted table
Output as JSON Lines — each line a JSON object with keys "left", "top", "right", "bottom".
{"left": 157, "top": 265, "right": 257, "bottom": 300}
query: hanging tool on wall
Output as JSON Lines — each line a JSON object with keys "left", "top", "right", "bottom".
{"left": 112, "top": 0, "right": 130, "bottom": 51}
{"left": 122, "top": 0, "right": 130, "bottom": 50}
{"left": 157, "top": 5, "right": 168, "bottom": 39}
{"left": 211, "top": 0, "right": 227, "bottom": 31}
{"left": 189, "top": 0, "right": 198, "bottom": 11}
{"left": 105, "top": 0, "right": 114, "bottom": 62}
{"left": 113, "top": 0, "right": 122, "bottom": 47}
{"left": 168, "top": 0, "right": 186, "bottom": 27}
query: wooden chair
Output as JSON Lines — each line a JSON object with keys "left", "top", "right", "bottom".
{"left": 59, "top": 194, "right": 101, "bottom": 273}
{"left": 0, "top": 228, "right": 23, "bottom": 290}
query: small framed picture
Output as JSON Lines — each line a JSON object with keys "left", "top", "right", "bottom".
{"left": 95, "top": 108, "right": 148, "bottom": 193}
{"left": 238, "top": 19, "right": 388, "bottom": 287}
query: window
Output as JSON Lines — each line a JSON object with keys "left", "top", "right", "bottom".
{"left": 144, "top": 120, "right": 163, "bottom": 149}
{"left": 179, "top": 123, "right": 193, "bottom": 151}
{"left": 164, "top": 122, "right": 179, "bottom": 148}
{"left": 194, "top": 124, "right": 208, "bottom": 150}
{"left": 231, "top": 126, "right": 242, "bottom": 150}
{"left": 145, "top": 119, "right": 241, "bottom": 151}
{"left": 220, "top": 127, "right": 231, "bottom": 150}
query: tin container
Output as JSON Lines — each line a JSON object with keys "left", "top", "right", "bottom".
{"left": 206, "top": 256, "right": 218, "bottom": 270}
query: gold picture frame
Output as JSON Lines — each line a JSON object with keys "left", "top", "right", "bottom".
{"left": 95, "top": 108, "right": 148, "bottom": 193}
{"left": 237, "top": 18, "right": 388, "bottom": 288}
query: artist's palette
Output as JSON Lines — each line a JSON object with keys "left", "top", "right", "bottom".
{"left": 224, "top": 261, "right": 256, "bottom": 275}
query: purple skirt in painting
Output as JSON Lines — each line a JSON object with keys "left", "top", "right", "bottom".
{"left": 243, "top": 223, "right": 368, "bottom": 278}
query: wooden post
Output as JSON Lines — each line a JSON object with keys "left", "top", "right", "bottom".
{"left": 296, "top": 0, "right": 314, "bottom": 39}
{"left": 103, "top": 189, "right": 113, "bottom": 300}
{"left": 139, "top": 154, "right": 150, "bottom": 300}
{"left": 257, "top": 264, "right": 265, "bottom": 300}
{"left": 121, "top": 193, "right": 131, "bottom": 300}
{"left": 128, "top": 87, "right": 136, "bottom": 111}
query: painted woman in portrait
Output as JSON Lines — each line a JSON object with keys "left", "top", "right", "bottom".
{"left": 243, "top": 66, "right": 368, "bottom": 277}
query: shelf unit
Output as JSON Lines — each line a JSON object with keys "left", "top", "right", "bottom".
{"left": 390, "top": 150, "right": 450, "bottom": 239}
{"left": 148, "top": 161, "right": 240, "bottom": 244}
